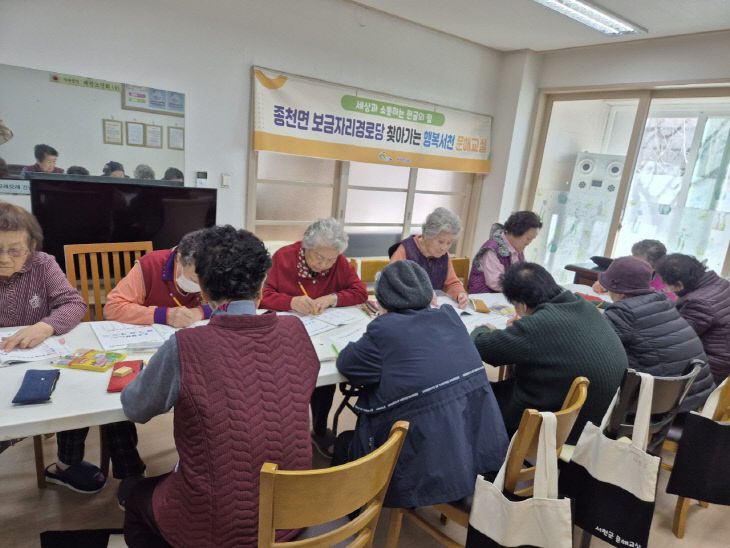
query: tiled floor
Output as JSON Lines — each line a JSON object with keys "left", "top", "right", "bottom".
{"left": 1, "top": 401, "right": 727, "bottom": 547}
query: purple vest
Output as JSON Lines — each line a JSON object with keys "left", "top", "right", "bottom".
{"left": 388, "top": 235, "right": 448, "bottom": 291}
{"left": 467, "top": 239, "right": 524, "bottom": 294}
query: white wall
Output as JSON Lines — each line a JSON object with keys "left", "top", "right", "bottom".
{"left": 0, "top": 64, "right": 184, "bottom": 178}
{"left": 0, "top": 0, "right": 501, "bottom": 228}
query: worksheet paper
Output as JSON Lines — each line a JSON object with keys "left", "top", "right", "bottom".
{"left": 91, "top": 322, "right": 166, "bottom": 351}
{"left": 328, "top": 324, "right": 368, "bottom": 354}
{"left": 0, "top": 330, "right": 70, "bottom": 365}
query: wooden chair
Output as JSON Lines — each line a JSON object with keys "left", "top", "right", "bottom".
{"left": 359, "top": 259, "right": 390, "bottom": 295}
{"left": 64, "top": 241, "right": 153, "bottom": 321}
{"left": 385, "top": 377, "right": 590, "bottom": 548}
{"left": 30, "top": 242, "right": 154, "bottom": 487}
{"left": 671, "top": 375, "right": 730, "bottom": 538}
{"left": 451, "top": 257, "right": 470, "bottom": 288}
{"left": 258, "top": 421, "right": 409, "bottom": 548}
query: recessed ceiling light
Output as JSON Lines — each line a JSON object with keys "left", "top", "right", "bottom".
{"left": 532, "top": 0, "right": 647, "bottom": 35}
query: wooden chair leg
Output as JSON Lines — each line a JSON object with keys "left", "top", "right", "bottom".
{"left": 33, "top": 435, "right": 46, "bottom": 488}
{"left": 673, "top": 496, "right": 690, "bottom": 538}
{"left": 99, "top": 425, "right": 110, "bottom": 478}
{"left": 578, "top": 528, "right": 592, "bottom": 548}
{"left": 385, "top": 508, "right": 404, "bottom": 548}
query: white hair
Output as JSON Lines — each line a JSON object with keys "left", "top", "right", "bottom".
{"left": 422, "top": 207, "right": 462, "bottom": 240}
{"left": 302, "top": 218, "right": 348, "bottom": 253}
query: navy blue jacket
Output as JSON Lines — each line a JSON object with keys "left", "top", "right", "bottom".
{"left": 337, "top": 305, "right": 509, "bottom": 508}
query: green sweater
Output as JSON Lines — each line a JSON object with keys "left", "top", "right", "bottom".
{"left": 472, "top": 290, "right": 627, "bottom": 443}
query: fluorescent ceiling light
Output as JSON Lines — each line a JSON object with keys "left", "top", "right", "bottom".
{"left": 532, "top": 0, "right": 647, "bottom": 35}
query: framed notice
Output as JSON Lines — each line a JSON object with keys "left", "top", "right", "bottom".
{"left": 145, "top": 124, "right": 163, "bottom": 148}
{"left": 103, "top": 119, "right": 123, "bottom": 145}
{"left": 126, "top": 122, "right": 145, "bottom": 147}
{"left": 168, "top": 126, "right": 184, "bottom": 150}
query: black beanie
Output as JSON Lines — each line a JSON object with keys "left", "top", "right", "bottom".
{"left": 375, "top": 260, "right": 433, "bottom": 311}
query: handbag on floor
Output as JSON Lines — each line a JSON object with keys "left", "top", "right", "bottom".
{"left": 666, "top": 378, "right": 730, "bottom": 505}
{"left": 559, "top": 372, "right": 660, "bottom": 548}
{"left": 466, "top": 412, "right": 572, "bottom": 548}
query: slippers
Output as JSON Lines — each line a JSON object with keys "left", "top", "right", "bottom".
{"left": 311, "top": 429, "right": 335, "bottom": 459}
{"left": 45, "top": 461, "right": 106, "bottom": 494}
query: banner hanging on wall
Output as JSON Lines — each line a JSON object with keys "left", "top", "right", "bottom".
{"left": 252, "top": 67, "right": 491, "bottom": 173}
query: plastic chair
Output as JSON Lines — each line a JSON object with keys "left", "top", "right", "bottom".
{"left": 385, "top": 377, "right": 590, "bottom": 548}
{"left": 671, "top": 374, "right": 730, "bottom": 538}
{"left": 64, "top": 241, "right": 153, "bottom": 321}
{"left": 451, "top": 257, "right": 470, "bottom": 288}
{"left": 605, "top": 362, "right": 701, "bottom": 455}
{"left": 258, "top": 421, "right": 409, "bottom": 548}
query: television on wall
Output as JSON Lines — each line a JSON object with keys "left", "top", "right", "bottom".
{"left": 29, "top": 173, "right": 217, "bottom": 270}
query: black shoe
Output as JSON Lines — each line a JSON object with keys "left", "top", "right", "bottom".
{"left": 117, "top": 474, "right": 146, "bottom": 511}
{"left": 45, "top": 461, "right": 106, "bottom": 494}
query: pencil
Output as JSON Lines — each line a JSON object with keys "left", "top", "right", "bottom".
{"left": 169, "top": 293, "right": 183, "bottom": 307}
{"left": 331, "top": 344, "right": 340, "bottom": 357}
{"left": 298, "top": 283, "right": 318, "bottom": 313}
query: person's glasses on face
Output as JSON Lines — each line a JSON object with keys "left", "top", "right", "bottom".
{"left": 310, "top": 250, "right": 338, "bottom": 266}
{"left": 0, "top": 248, "right": 29, "bottom": 258}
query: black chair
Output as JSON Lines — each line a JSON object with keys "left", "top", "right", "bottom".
{"left": 332, "top": 383, "right": 361, "bottom": 437}
{"left": 605, "top": 360, "right": 703, "bottom": 455}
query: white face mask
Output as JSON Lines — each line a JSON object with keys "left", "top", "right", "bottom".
{"left": 176, "top": 270, "right": 201, "bottom": 294}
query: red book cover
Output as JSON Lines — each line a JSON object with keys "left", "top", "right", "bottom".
{"left": 106, "top": 360, "right": 144, "bottom": 393}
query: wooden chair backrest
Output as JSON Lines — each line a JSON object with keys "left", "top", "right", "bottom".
{"left": 64, "top": 241, "right": 154, "bottom": 322}
{"left": 258, "top": 421, "right": 409, "bottom": 548}
{"left": 451, "top": 256, "right": 470, "bottom": 287}
{"left": 359, "top": 259, "right": 390, "bottom": 283}
{"left": 712, "top": 374, "right": 730, "bottom": 422}
{"left": 503, "top": 376, "right": 590, "bottom": 494}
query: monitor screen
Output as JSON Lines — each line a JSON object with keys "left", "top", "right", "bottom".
{"left": 29, "top": 174, "right": 217, "bottom": 270}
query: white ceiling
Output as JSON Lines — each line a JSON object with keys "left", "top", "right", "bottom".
{"left": 350, "top": 0, "right": 730, "bottom": 52}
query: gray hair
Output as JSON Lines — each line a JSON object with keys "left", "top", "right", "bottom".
{"left": 631, "top": 239, "right": 667, "bottom": 267}
{"left": 178, "top": 228, "right": 206, "bottom": 266}
{"left": 422, "top": 207, "right": 462, "bottom": 240}
{"left": 134, "top": 164, "right": 156, "bottom": 180}
{"left": 302, "top": 218, "right": 348, "bottom": 253}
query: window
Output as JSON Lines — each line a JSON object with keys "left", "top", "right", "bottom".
{"left": 251, "top": 151, "right": 480, "bottom": 258}
{"left": 526, "top": 89, "right": 730, "bottom": 283}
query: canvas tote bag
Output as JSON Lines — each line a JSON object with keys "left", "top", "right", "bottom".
{"left": 559, "top": 372, "right": 660, "bottom": 548}
{"left": 666, "top": 378, "right": 730, "bottom": 505}
{"left": 466, "top": 412, "right": 572, "bottom": 548}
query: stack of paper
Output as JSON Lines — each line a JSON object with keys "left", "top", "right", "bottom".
{"left": 0, "top": 330, "right": 70, "bottom": 366}
{"left": 91, "top": 322, "right": 166, "bottom": 351}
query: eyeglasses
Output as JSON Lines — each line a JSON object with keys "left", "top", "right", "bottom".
{"left": 0, "top": 248, "right": 29, "bottom": 258}
{"left": 308, "top": 250, "right": 339, "bottom": 265}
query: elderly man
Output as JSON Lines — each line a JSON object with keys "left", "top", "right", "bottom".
{"left": 471, "top": 262, "right": 627, "bottom": 442}
{"left": 388, "top": 207, "right": 468, "bottom": 308}
{"left": 104, "top": 230, "right": 212, "bottom": 328}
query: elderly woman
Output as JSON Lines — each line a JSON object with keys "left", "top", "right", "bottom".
{"left": 261, "top": 217, "right": 367, "bottom": 457}
{"left": 656, "top": 253, "right": 730, "bottom": 385}
{"left": 0, "top": 202, "right": 126, "bottom": 494}
{"left": 593, "top": 239, "right": 676, "bottom": 302}
{"left": 388, "top": 207, "right": 468, "bottom": 308}
{"left": 468, "top": 210, "right": 542, "bottom": 293}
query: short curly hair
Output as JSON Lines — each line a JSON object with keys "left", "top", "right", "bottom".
{"left": 503, "top": 211, "right": 542, "bottom": 237}
{"left": 501, "top": 262, "right": 562, "bottom": 309}
{"left": 195, "top": 225, "right": 272, "bottom": 302}
{"left": 655, "top": 253, "right": 707, "bottom": 296}
{"left": 631, "top": 239, "right": 666, "bottom": 267}
{"left": 0, "top": 201, "right": 44, "bottom": 251}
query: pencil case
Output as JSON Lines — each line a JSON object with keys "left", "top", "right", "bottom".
{"left": 12, "top": 369, "right": 60, "bottom": 404}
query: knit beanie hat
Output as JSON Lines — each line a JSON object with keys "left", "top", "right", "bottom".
{"left": 375, "top": 260, "right": 433, "bottom": 311}
{"left": 598, "top": 256, "right": 654, "bottom": 296}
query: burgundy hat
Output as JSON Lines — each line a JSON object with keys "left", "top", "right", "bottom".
{"left": 598, "top": 256, "right": 654, "bottom": 296}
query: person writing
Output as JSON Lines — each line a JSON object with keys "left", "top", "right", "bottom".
{"left": 104, "top": 230, "right": 212, "bottom": 328}
{"left": 121, "top": 225, "right": 320, "bottom": 547}
{"left": 0, "top": 202, "right": 145, "bottom": 498}
{"left": 334, "top": 260, "right": 508, "bottom": 508}
{"left": 261, "top": 217, "right": 367, "bottom": 457}
{"left": 19, "top": 144, "right": 64, "bottom": 178}
{"left": 388, "top": 207, "right": 468, "bottom": 308}
{"left": 468, "top": 210, "right": 542, "bottom": 294}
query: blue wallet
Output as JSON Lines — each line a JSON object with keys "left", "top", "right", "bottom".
{"left": 12, "top": 369, "right": 60, "bottom": 404}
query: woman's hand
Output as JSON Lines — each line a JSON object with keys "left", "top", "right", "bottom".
{"left": 291, "top": 295, "right": 318, "bottom": 315}
{"left": 0, "top": 322, "right": 54, "bottom": 351}
{"left": 167, "top": 306, "right": 204, "bottom": 328}
{"left": 312, "top": 294, "right": 336, "bottom": 314}
{"left": 457, "top": 292, "right": 469, "bottom": 309}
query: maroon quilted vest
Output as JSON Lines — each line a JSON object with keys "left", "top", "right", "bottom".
{"left": 152, "top": 313, "right": 320, "bottom": 547}
{"left": 138, "top": 248, "right": 201, "bottom": 308}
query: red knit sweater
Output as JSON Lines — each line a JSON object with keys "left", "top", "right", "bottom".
{"left": 260, "top": 241, "right": 367, "bottom": 311}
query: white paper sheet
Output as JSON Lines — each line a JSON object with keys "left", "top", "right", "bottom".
{"left": 90, "top": 322, "right": 166, "bottom": 351}
{"left": 328, "top": 324, "right": 368, "bottom": 353}
{"left": 299, "top": 316, "right": 336, "bottom": 337}
{"left": 316, "top": 306, "right": 365, "bottom": 326}
{"left": 0, "top": 330, "right": 70, "bottom": 365}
